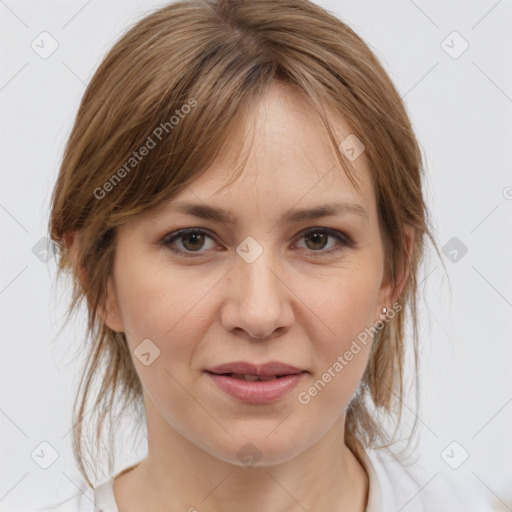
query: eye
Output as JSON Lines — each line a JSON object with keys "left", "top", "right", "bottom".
{"left": 162, "top": 228, "right": 218, "bottom": 256}
{"left": 160, "top": 227, "right": 353, "bottom": 258}
{"left": 294, "top": 227, "right": 353, "bottom": 255}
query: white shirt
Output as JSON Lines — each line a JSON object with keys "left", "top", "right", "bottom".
{"left": 34, "top": 447, "right": 491, "bottom": 511}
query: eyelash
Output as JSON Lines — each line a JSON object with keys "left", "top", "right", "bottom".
{"left": 160, "top": 227, "right": 354, "bottom": 258}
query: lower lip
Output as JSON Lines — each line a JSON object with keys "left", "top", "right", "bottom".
{"left": 205, "top": 372, "right": 306, "bottom": 404}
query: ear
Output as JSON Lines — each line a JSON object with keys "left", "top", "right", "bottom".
{"left": 377, "top": 224, "right": 415, "bottom": 312}
{"left": 64, "top": 230, "right": 125, "bottom": 333}
{"left": 102, "top": 276, "right": 125, "bottom": 333}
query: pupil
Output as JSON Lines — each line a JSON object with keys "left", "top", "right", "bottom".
{"left": 306, "top": 232, "right": 327, "bottom": 250}
{"left": 183, "top": 233, "right": 204, "bottom": 251}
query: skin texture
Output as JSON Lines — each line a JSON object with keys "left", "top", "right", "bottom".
{"left": 71, "top": 82, "right": 412, "bottom": 511}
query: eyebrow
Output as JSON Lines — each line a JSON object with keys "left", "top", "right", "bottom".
{"left": 171, "top": 201, "right": 368, "bottom": 224}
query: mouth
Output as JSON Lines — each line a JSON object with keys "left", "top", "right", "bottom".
{"left": 204, "top": 362, "right": 307, "bottom": 403}
{"left": 205, "top": 372, "right": 293, "bottom": 381}
{"left": 205, "top": 360, "right": 306, "bottom": 377}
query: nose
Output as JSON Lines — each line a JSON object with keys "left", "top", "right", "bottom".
{"left": 220, "top": 243, "right": 294, "bottom": 341}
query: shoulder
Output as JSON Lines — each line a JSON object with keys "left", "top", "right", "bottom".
{"left": 365, "top": 447, "right": 491, "bottom": 512}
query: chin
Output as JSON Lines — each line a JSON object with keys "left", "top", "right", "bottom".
{"left": 206, "top": 431, "right": 309, "bottom": 468}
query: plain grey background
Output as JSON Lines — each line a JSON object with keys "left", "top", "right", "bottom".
{"left": 1, "top": 0, "right": 511, "bottom": 510}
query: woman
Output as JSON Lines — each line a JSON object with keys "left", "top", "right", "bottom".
{"left": 38, "top": 0, "right": 489, "bottom": 510}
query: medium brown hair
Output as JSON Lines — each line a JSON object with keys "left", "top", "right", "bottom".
{"left": 49, "top": 0, "right": 442, "bottom": 487}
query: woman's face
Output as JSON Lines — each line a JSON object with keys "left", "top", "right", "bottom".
{"left": 103, "top": 82, "right": 400, "bottom": 466}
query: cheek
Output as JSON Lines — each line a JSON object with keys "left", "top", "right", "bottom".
{"left": 113, "top": 259, "right": 230, "bottom": 404}
{"left": 298, "top": 266, "right": 379, "bottom": 400}
{"left": 305, "top": 264, "right": 381, "bottom": 349}
{"left": 113, "top": 262, "right": 208, "bottom": 420}
{"left": 114, "top": 252, "right": 202, "bottom": 339}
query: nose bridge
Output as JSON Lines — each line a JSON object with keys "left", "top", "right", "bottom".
{"left": 236, "top": 234, "right": 282, "bottom": 307}
{"left": 222, "top": 234, "right": 292, "bottom": 339}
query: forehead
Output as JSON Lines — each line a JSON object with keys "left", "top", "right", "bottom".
{"left": 146, "top": 82, "right": 376, "bottom": 224}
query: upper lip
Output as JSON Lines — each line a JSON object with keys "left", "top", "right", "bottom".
{"left": 205, "top": 361, "right": 306, "bottom": 377}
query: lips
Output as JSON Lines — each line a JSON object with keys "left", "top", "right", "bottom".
{"left": 205, "top": 361, "right": 305, "bottom": 380}
{"left": 218, "top": 373, "right": 280, "bottom": 382}
{"left": 205, "top": 362, "right": 307, "bottom": 403}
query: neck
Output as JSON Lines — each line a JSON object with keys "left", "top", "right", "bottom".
{"left": 114, "top": 401, "right": 369, "bottom": 512}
